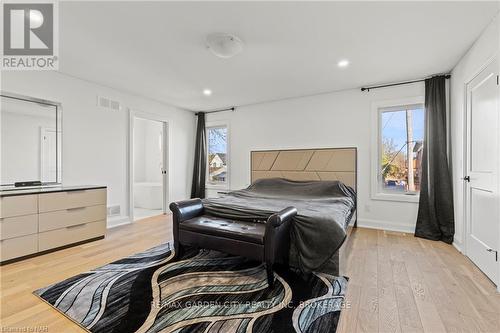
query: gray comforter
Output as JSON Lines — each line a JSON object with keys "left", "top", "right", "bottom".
{"left": 202, "top": 178, "right": 356, "bottom": 273}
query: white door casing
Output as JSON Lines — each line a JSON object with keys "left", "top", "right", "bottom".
{"left": 128, "top": 109, "right": 170, "bottom": 223}
{"left": 465, "top": 58, "right": 500, "bottom": 286}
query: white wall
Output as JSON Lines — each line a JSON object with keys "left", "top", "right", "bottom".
{"left": 207, "top": 83, "right": 425, "bottom": 232}
{"left": 1, "top": 111, "right": 55, "bottom": 183}
{"left": 133, "top": 117, "right": 163, "bottom": 184}
{"left": 133, "top": 117, "right": 147, "bottom": 182}
{"left": 450, "top": 14, "right": 500, "bottom": 251}
{"left": 145, "top": 120, "right": 163, "bottom": 183}
{"left": 1, "top": 71, "right": 195, "bottom": 227}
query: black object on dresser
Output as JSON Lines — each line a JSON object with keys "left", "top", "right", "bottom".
{"left": 169, "top": 198, "right": 297, "bottom": 287}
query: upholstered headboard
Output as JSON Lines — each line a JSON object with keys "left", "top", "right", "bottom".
{"left": 251, "top": 147, "right": 357, "bottom": 189}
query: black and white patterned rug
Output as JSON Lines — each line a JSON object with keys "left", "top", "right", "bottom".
{"left": 34, "top": 243, "right": 348, "bottom": 333}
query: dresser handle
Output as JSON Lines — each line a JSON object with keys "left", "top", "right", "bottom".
{"left": 66, "top": 223, "right": 86, "bottom": 229}
{"left": 66, "top": 207, "right": 86, "bottom": 212}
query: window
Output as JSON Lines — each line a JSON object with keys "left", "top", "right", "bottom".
{"left": 206, "top": 125, "right": 228, "bottom": 186}
{"left": 372, "top": 99, "right": 425, "bottom": 201}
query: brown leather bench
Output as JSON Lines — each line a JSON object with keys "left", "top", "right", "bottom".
{"left": 169, "top": 198, "right": 297, "bottom": 287}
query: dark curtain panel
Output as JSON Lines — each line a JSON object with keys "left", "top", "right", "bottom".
{"left": 415, "top": 75, "right": 454, "bottom": 243}
{"left": 190, "top": 113, "right": 207, "bottom": 199}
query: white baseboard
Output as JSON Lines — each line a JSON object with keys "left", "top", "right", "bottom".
{"left": 357, "top": 219, "right": 466, "bottom": 253}
{"left": 453, "top": 234, "right": 464, "bottom": 253}
{"left": 357, "top": 218, "right": 415, "bottom": 234}
{"left": 452, "top": 240, "right": 463, "bottom": 253}
{"left": 107, "top": 216, "right": 132, "bottom": 229}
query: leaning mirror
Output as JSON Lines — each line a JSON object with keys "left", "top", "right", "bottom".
{"left": 0, "top": 92, "right": 62, "bottom": 186}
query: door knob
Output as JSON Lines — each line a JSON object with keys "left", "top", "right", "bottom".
{"left": 463, "top": 176, "right": 470, "bottom": 182}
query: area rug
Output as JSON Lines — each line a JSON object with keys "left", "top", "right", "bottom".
{"left": 34, "top": 243, "right": 348, "bottom": 333}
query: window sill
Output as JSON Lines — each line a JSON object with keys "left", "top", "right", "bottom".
{"left": 205, "top": 184, "right": 229, "bottom": 190}
{"left": 371, "top": 192, "right": 420, "bottom": 203}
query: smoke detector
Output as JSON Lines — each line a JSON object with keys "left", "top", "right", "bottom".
{"left": 206, "top": 33, "right": 244, "bottom": 58}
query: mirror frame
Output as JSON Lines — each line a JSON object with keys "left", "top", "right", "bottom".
{"left": 0, "top": 91, "right": 63, "bottom": 186}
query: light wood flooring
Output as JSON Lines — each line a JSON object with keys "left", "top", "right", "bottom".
{"left": 337, "top": 227, "right": 500, "bottom": 333}
{"left": 1, "top": 215, "right": 499, "bottom": 332}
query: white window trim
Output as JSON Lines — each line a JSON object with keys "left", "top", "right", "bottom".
{"left": 370, "top": 96, "right": 424, "bottom": 203}
{"left": 205, "top": 120, "right": 230, "bottom": 191}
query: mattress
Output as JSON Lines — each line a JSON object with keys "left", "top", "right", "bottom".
{"left": 202, "top": 178, "right": 356, "bottom": 273}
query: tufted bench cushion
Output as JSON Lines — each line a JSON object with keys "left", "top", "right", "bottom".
{"left": 179, "top": 216, "right": 265, "bottom": 244}
{"left": 170, "top": 198, "right": 297, "bottom": 287}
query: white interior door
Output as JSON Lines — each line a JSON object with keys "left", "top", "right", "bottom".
{"left": 40, "top": 127, "right": 57, "bottom": 183}
{"left": 130, "top": 113, "right": 169, "bottom": 222}
{"left": 465, "top": 58, "right": 499, "bottom": 285}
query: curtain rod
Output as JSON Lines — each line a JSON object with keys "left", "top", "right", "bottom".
{"left": 360, "top": 74, "right": 451, "bottom": 92}
{"left": 195, "top": 107, "right": 235, "bottom": 115}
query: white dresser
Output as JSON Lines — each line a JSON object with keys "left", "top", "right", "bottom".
{"left": 0, "top": 186, "right": 107, "bottom": 264}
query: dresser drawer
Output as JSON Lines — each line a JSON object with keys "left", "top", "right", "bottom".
{"left": 0, "top": 195, "right": 38, "bottom": 218}
{"left": 39, "top": 189, "right": 106, "bottom": 212}
{"left": 0, "top": 214, "right": 38, "bottom": 240}
{"left": 0, "top": 234, "right": 38, "bottom": 261}
{"left": 39, "top": 205, "right": 106, "bottom": 232}
{"left": 38, "top": 220, "right": 106, "bottom": 251}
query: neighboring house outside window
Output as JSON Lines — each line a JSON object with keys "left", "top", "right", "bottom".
{"left": 206, "top": 124, "right": 229, "bottom": 187}
{"left": 371, "top": 97, "right": 425, "bottom": 202}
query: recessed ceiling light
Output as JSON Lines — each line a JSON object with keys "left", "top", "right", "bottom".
{"left": 203, "top": 89, "right": 212, "bottom": 96}
{"left": 337, "top": 59, "right": 350, "bottom": 68}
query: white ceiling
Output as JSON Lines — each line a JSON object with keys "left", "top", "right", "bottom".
{"left": 59, "top": 1, "right": 499, "bottom": 110}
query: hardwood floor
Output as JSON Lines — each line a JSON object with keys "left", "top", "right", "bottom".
{"left": 1, "top": 215, "right": 499, "bottom": 332}
{"left": 337, "top": 227, "right": 500, "bottom": 333}
{"left": 0, "top": 214, "right": 171, "bottom": 332}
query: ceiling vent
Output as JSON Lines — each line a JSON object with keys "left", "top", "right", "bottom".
{"left": 97, "top": 95, "right": 121, "bottom": 111}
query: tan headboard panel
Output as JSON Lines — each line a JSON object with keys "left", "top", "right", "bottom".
{"left": 251, "top": 147, "right": 357, "bottom": 188}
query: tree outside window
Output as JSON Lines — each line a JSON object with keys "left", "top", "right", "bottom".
{"left": 380, "top": 105, "right": 424, "bottom": 195}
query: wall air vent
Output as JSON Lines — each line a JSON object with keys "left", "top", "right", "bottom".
{"left": 97, "top": 95, "right": 121, "bottom": 111}
{"left": 109, "top": 100, "right": 121, "bottom": 111}
{"left": 107, "top": 205, "right": 121, "bottom": 217}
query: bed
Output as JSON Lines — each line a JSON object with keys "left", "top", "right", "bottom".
{"left": 203, "top": 147, "right": 357, "bottom": 275}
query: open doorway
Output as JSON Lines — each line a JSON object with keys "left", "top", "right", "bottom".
{"left": 130, "top": 114, "right": 168, "bottom": 221}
